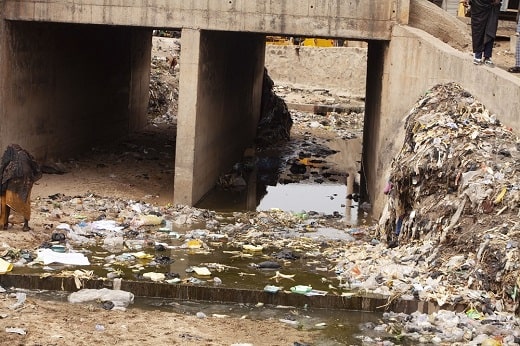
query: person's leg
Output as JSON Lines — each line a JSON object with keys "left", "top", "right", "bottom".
{"left": 1, "top": 204, "right": 10, "bottom": 230}
{"left": 483, "top": 40, "right": 495, "bottom": 66}
{"left": 22, "top": 218, "right": 30, "bottom": 232}
{"left": 483, "top": 38, "right": 494, "bottom": 58}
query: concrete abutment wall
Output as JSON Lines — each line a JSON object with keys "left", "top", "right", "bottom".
{"left": 0, "top": 21, "right": 151, "bottom": 160}
{"left": 174, "top": 30, "right": 265, "bottom": 205}
{"left": 366, "top": 25, "right": 520, "bottom": 217}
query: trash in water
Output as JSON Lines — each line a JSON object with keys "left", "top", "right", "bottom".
{"left": 290, "top": 285, "right": 312, "bottom": 294}
{"left": 34, "top": 248, "right": 90, "bottom": 266}
{"left": 143, "top": 272, "right": 166, "bottom": 282}
{"left": 0, "top": 258, "right": 13, "bottom": 274}
{"left": 264, "top": 285, "right": 282, "bottom": 293}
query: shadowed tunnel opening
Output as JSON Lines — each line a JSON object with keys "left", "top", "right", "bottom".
{"left": 4, "top": 22, "right": 373, "bottom": 220}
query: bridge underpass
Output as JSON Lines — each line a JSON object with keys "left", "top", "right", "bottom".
{"left": 0, "top": 0, "right": 518, "bottom": 219}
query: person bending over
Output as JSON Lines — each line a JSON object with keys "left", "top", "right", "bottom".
{"left": 0, "top": 144, "right": 42, "bottom": 231}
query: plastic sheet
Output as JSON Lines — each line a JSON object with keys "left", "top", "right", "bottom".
{"left": 68, "top": 288, "right": 134, "bottom": 307}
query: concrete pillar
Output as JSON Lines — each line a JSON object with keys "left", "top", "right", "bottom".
{"left": 361, "top": 40, "right": 389, "bottom": 217}
{"left": 174, "top": 29, "right": 266, "bottom": 206}
{"left": 0, "top": 21, "right": 151, "bottom": 160}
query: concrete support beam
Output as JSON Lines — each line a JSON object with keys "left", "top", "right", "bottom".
{"left": 3, "top": 0, "right": 410, "bottom": 41}
{"left": 365, "top": 25, "right": 520, "bottom": 218}
{"left": 174, "top": 29, "right": 265, "bottom": 206}
{"left": 0, "top": 21, "right": 151, "bottom": 160}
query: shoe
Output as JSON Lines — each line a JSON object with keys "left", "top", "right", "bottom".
{"left": 483, "top": 58, "right": 494, "bottom": 67}
{"left": 508, "top": 66, "right": 520, "bottom": 73}
{"left": 473, "top": 58, "right": 482, "bottom": 65}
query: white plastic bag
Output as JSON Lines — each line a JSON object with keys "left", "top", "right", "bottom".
{"left": 68, "top": 288, "right": 134, "bottom": 307}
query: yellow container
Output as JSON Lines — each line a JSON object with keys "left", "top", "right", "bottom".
{"left": 0, "top": 258, "right": 13, "bottom": 274}
{"left": 302, "top": 38, "right": 335, "bottom": 47}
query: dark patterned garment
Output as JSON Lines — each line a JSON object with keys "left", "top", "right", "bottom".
{"left": 0, "top": 144, "right": 42, "bottom": 230}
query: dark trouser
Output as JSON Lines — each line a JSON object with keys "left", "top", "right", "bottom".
{"left": 475, "top": 40, "right": 494, "bottom": 59}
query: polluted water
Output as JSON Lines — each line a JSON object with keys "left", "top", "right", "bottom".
{"left": 197, "top": 116, "right": 372, "bottom": 228}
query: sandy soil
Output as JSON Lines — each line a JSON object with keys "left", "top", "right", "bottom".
{"left": 1, "top": 292, "right": 317, "bottom": 345}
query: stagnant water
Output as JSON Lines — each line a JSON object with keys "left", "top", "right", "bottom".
{"left": 197, "top": 136, "right": 373, "bottom": 227}
{"left": 25, "top": 288, "right": 391, "bottom": 345}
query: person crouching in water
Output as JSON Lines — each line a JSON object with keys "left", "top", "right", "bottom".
{"left": 0, "top": 144, "right": 42, "bottom": 231}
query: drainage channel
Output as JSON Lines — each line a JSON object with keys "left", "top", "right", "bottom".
{"left": 0, "top": 273, "right": 460, "bottom": 315}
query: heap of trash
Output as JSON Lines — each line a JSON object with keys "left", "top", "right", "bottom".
{"left": 373, "top": 82, "right": 520, "bottom": 313}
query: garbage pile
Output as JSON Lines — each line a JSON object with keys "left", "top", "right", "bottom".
{"left": 255, "top": 68, "right": 293, "bottom": 148}
{"left": 377, "top": 82, "right": 520, "bottom": 312}
{"left": 147, "top": 38, "right": 180, "bottom": 124}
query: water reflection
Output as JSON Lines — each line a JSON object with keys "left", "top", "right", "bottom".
{"left": 197, "top": 136, "right": 370, "bottom": 226}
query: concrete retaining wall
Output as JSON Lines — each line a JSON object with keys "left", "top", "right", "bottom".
{"left": 264, "top": 45, "right": 367, "bottom": 99}
{"left": 368, "top": 25, "right": 520, "bottom": 217}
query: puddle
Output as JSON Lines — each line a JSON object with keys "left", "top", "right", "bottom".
{"left": 22, "top": 241, "right": 336, "bottom": 292}
{"left": 197, "top": 135, "right": 373, "bottom": 226}
{"left": 17, "top": 287, "right": 391, "bottom": 345}
{"left": 257, "top": 183, "right": 346, "bottom": 214}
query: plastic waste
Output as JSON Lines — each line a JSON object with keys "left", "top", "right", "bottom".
{"left": 186, "top": 239, "right": 203, "bottom": 249}
{"left": 143, "top": 272, "right": 165, "bottom": 282}
{"left": 481, "top": 338, "right": 503, "bottom": 346}
{"left": 91, "top": 220, "right": 124, "bottom": 233}
{"left": 264, "top": 285, "right": 281, "bottom": 293}
{"left": 290, "top": 285, "right": 312, "bottom": 294}
{"left": 189, "top": 266, "right": 212, "bottom": 276}
{"left": 5, "top": 327, "right": 26, "bottom": 335}
{"left": 243, "top": 244, "right": 263, "bottom": 251}
{"left": 68, "top": 288, "right": 134, "bottom": 307}
{"left": 35, "top": 248, "right": 90, "bottom": 265}
{"left": 9, "top": 292, "right": 26, "bottom": 310}
{"left": 0, "top": 258, "right": 13, "bottom": 274}
{"left": 136, "top": 214, "right": 163, "bottom": 226}
{"left": 124, "top": 239, "right": 145, "bottom": 250}
{"left": 103, "top": 236, "right": 124, "bottom": 250}
{"left": 51, "top": 244, "right": 66, "bottom": 253}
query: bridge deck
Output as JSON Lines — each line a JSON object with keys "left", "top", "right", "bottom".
{"left": 3, "top": 0, "right": 409, "bottom": 40}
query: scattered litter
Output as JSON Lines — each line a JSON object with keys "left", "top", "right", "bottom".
{"left": 290, "top": 285, "right": 312, "bottom": 294}
{"left": 0, "top": 258, "right": 13, "bottom": 274}
{"left": 8, "top": 292, "right": 26, "bottom": 310}
{"left": 264, "top": 285, "right": 282, "bottom": 293}
{"left": 34, "top": 248, "right": 90, "bottom": 266}
{"left": 5, "top": 327, "right": 26, "bottom": 335}
{"left": 68, "top": 288, "right": 134, "bottom": 308}
{"left": 143, "top": 272, "right": 166, "bottom": 282}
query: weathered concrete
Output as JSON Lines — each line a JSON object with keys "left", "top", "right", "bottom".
{"left": 3, "top": 0, "right": 410, "bottom": 41}
{"left": 0, "top": 20, "right": 151, "bottom": 158}
{"left": 366, "top": 25, "right": 520, "bottom": 217}
{"left": 174, "top": 29, "right": 265, "bottom": 205}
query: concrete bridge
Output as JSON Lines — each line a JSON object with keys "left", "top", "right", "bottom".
{"left": 1, "top": 0, "right": 519, "bottom": 217}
